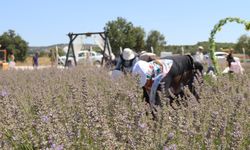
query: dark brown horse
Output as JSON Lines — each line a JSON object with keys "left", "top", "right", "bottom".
{"left": 143, "top": 55, "right": 203, "bottom": 109}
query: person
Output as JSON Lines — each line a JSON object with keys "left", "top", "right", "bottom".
{"left": 226, "top": 49, "right": 244, "bottom": 74}
{"left": 114, "top": 48, "right": 139, "bottom": 74}
{"left": 204, "top": 55, "right": 215, "bottom": 75}
{"left": 8, "top": 50, "right": 16, "bottom": 68}
{"left": 226, "top": 49, "right": 235, "bottom": 68}
{"left": 84, "top": 51, "right": 92, "bottom": 65}
{"left": 33, "top": 52, "right": 39, "bottom": 68}
{"left": 139, "top": 51, "right": 157, "bottom": 62}
{"left": 226, "top": 49, "right": 236, "bottom": 73}
{"left": 132, "top": 58, "right": 173, "bottom": 105}
{"left": 195, "top": 46, "right": 204, "bottom": 64}
{"left": 132, "top": 60, "right": 167, "bottom": 86}
{"left": 132, "top": 55, "right": 203, "bottom": 106}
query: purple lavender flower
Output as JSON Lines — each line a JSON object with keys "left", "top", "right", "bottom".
{"left": 51, "top": 143, "right": 63, "bottom": 150}
{"left": 167, "top": 132, "right": 175, "bottom": 140}
{"left": 0, "top": 90, "right": 8, "bottom": 97}
{"left": 41, "top": 115, "right": 49, "bottom": 123}
{"left": 55, "top": 144, "right": 64, "bottom": 150}
{"left": 164, "top": 144, "right": 177, "bottom": 150}
{"left": 139, "top": 123, "right": 146, "bottom": 129}
{"left": 169, "top": 144, "right": 177, "bottom": 150}
{"left": 51, "top": 143, "right": 56, "bottom": 149}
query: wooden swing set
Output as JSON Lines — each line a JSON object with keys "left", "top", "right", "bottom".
{"left": 65, "top": 31, "right": 113, "bottom": 67}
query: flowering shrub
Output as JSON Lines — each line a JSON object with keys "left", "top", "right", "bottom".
{"left": 0, "top": 64, "right": 249, "bottom": 149}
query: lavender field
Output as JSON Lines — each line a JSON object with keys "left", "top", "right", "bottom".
{"left": 0, "top": 64, "right": 250, "bottom": 150}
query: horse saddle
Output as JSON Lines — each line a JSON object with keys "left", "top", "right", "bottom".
{"left": 149, "top": 59, "right": 173, "bottom": 105}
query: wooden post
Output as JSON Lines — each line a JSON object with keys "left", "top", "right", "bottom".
{"left": 181, "top": 46, "right": 184, "bottom": 55}
{"left": 101, "top": 33, "right": 107, "bottom": 66}
{"left": 55, "top": 45, "right": 58, "bottom": 67}
{"left": 151, "top": 46, "right": 154, "bottom": 53}
{"left": 65, "top": 33, "right": 78, "bottom": 67}
{"left": 242, "top": 48, "right": 246, "bottom": 65}
{"left": 120, "top": 47, "right": 123, "bottom": 54}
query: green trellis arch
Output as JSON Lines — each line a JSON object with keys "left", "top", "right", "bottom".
{"left": 209, "top": 17, "right": 250, "bottom": 73}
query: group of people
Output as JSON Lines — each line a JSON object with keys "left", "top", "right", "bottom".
{"left": 112, "top": 46, "right": 245, "bottom": 105}
{"left": 114, "top": 47, "right": 205, "bottom": 90}
{"left": 194, "top": 46, "right": 244, "bottom": 75}
{"left": 113, "top": 48, "right": 204, "bottom": 105}
{"left": 113, "top": 48, "right": 169, "bottom": 104}
{"left": 6, "top": 51, "right": 39, "bottom": 69}
{"left": 114, "top": 48, "right": 157, "bottom": 73}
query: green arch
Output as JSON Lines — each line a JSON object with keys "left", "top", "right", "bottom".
{"left": 209, "top": 17, "right": 250, "bottom": 73}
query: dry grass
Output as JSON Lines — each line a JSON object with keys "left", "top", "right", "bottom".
{"left": 0, "top": 63, "right": 249, "bottom": 149}
{"left": 15, "top": 56, "right": 52, "bottom": 66}
{"left": 242, "top": 63, "right": 250, "bottom": 73}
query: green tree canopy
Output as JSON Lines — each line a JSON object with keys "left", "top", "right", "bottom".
{"left": 235, "top": 34, "right": 250, "bottom": 55}
{"left": 0, "top": 29, "right": 29, "bottom": 61}
{"left": 196, "top": 41, "right": 235, "bottom": 54}
{"left": 104, "top": 17, "right": 167, "bottom": 56}
{"left": 49, "top": 47, "right": 65, "bottom": 60}
{"left": 146, "top": 30, "right": 166, "bottom": 55}
{"left": 132, "top": 27, "right": 146, "bottom": 52}
{"left": 104, "top": 17, "right": 145, "bottom": 55}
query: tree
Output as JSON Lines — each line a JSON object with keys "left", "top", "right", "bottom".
{"left": 49, "top": 47, "right": 65, "bottom": 58}
{"left": 197, "top": 41, "right": 235, "bottom": 54}
{"left": 146, "top": 30, "right": 166, "bottom": 55}
{"left": 235, "top": 34, "right": 250, "bottom": 55}
{"left": 104, "top": 17, "right": 145, "bottom": 55}
{"left": 0, "top": 29, "right": 29, "bottom": 61}
{"left": 132, "top": 27, "right": 146, "bottom": 53}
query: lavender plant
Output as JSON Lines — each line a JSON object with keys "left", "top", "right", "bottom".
{"left": 0, "top": 64, "right": 249, "bottom": 149}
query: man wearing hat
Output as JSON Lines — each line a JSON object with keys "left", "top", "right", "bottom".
{"left": 195, "top": 46, "right": 204, "bottom": 64}
{"left": 114, "top": 48, "right": 139, "bottom": 74}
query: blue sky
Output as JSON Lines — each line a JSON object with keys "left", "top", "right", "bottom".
{"left": 0, "top": 0, "right": 250, "bottom": 46}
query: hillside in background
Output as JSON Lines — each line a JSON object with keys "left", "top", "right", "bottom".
{"left": 28, "top": 41, "right": 237, "bottom": 56}
{"left": 165, "top": 41, "right": 236, "bottom": 55}
{"left": 28, "top": 43, "right": 99, "bottom": 54}
{"left": 29, "top": 43, "right": 67, "bottom": 50}
{"left": 29, "top": 43, "right": 67, "bottom": 53}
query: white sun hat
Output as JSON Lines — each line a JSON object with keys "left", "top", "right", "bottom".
{"left": 122, "top": 48, "right": 135, "bottom": 60}
{"left": 198, "top": 46, "right": 204, "bottom": 50}
{"left": 132, "top": 60, "right": 153, "bottom": 87}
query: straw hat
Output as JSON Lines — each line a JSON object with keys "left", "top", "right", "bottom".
{"left": 139, "top": 51, "right": 156, "bottom": 62}
{"left": 122, "top": 48, "right": 135, "bottom": 60}
{"left": 198, "top": 46, "right": 204, "bottom": 50}
{"left": 132, "top": 60, "right": 153, "bottom": 87}
{"left": 140, "top": 51, "right": 147, "bottom": 55}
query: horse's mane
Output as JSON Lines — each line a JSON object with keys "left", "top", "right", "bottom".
{"left": 186, "top": 55, "right": 194, "bottom": 69}
{"left": 161, "top": 55, "right": 195, "bottom": 75}
{"left": 185, "top": 54, "right": 203, "bottom": 73}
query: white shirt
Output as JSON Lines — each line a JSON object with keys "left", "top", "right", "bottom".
{"left": 195, "top": 51, "right": 204, "bottom": 63}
